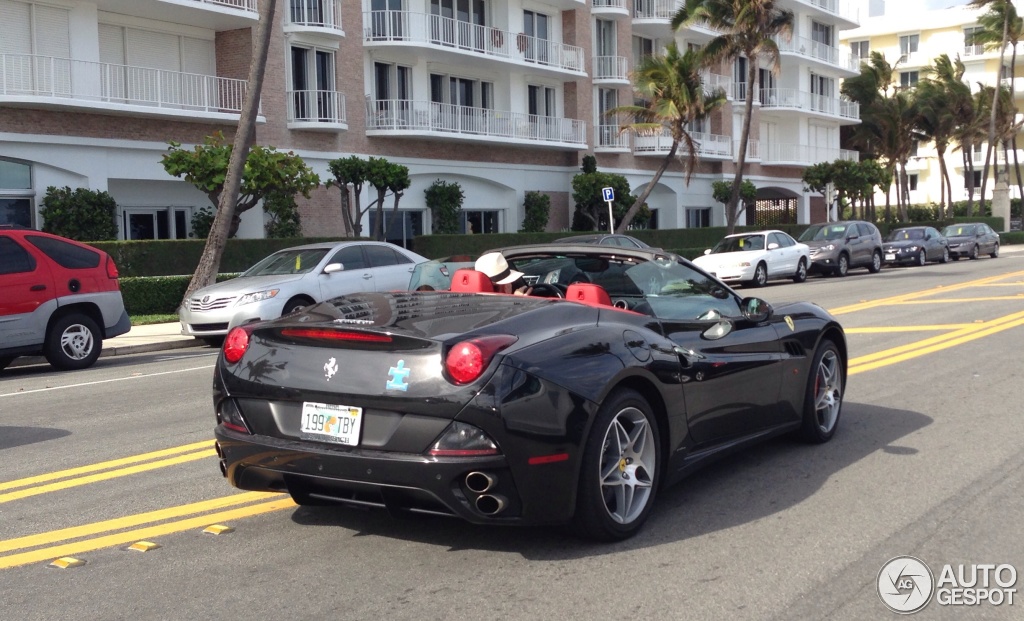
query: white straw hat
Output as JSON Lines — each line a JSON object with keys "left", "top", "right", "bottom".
{"left": 475, "top": 252, "right": 523, "bottom": 285}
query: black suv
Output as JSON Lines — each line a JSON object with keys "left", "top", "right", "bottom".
{"left": 798, "top": 221, "right": 884, "bottom": 276}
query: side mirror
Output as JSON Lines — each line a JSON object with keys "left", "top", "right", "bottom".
{"left": 740, "top": 297, "right": 773, "bottom": 323}
{"left": 703, "top": 248, "right": 712, "bottom": 255}
{"left": 767, "top": 242, "right": 780, "bottom": 250}
{"left": 323, "top": 263, "right": 344, "bottom": 274}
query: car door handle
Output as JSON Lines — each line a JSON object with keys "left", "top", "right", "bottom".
{"left": 362, "top": 274, "right": 372, "bottom": 280}
{"left": 30, "top": 284, "right": 46, "bottom": 291}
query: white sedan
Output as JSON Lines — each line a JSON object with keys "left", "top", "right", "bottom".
{"left": 692, "top": 230, "right": 810, "bottom": 287}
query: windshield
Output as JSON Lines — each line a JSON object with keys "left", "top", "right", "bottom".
{"left": 942, "top": 225, "right": 977, "bottom": 237}
{"left": 408, "top": 256, "right": 476, "bottom": 291}
{"left": 887, "top": 228, "right": 925, "bottom": 242}
{"left": 242, "top": 248, "right": 329, "bottom": 277}
{"left": 711, "top": 235, "right": 765, "bottom": 253}
{"left": 799, "top": 224, "right": 848, "bottom": 242}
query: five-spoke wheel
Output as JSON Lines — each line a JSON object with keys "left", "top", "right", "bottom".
{"left": 800, "top": 339, "right": 844, "bottom": 443}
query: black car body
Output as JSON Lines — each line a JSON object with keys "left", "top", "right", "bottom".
{"left": 798, "top": 221, "right": 883, "bottom": 276}
{"left": 213, "top": 245, "right": 847, "bottom": 540}
{"left": 941, "top": 223, "right": 1000, "bottom": 260}
{"left": 882, "top": 226, "right": 949, "bottom": 266}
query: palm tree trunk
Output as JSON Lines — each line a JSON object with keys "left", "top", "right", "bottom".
{"left": 981, "top": 11, "right": 1011, "bottom": 213}
{"left": 725, "top": 58, "right": 758, "bottom": 234}
{"left": 966, "top": 147, "right": 976, "bottom": 216}
{"left": 616, "top": 142, "right": 679, "bottom": 234}
{"left": 937, "top": 146, "right": 949, "bottom": 219}
{"left": 182, "top": 0, "right": 277, "bottom": 305}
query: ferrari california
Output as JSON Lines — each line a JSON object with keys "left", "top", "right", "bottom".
{"left": 213, "top": 244, "right": 847, "bottom": 541}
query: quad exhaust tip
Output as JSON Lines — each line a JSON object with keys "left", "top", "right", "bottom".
{"left": 475, "top": 494, "right": 507, "bottom": 516}
{"left": 218, "top": 460, "right": 227, "bottom": 477}
{"left": 465, "top": 471, "right": 496, "bottom": 494}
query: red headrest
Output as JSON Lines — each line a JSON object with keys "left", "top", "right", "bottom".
{"left": 566, "top": 283, "right": 611, "bottom": 307}
{"left": 450, "top": 269, "right": 494, "bottom": 293}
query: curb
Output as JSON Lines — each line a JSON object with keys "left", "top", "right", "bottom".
{"left": 10, "top": 338, "right": 206, "bottom": 369}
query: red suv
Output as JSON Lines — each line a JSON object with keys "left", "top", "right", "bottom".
{"left": 0, "top": 226, "right": 130, "bottom": 371}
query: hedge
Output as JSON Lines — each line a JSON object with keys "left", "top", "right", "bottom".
{"left": 120, "top": 273, "right": 239, "bottom": 315}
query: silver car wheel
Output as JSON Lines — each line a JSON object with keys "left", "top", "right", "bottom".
{"left": 814, "top": 350, "right": 843, "bottom": 434}
{"left": 599, "top": 406, "right": 656, "bottom": 525}
{"left": 60, "top": 323, "right": 95, "bottom": 361}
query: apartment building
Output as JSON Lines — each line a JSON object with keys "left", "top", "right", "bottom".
{"left": 0, "top": 0, "right": 860, "bottom": 244}
{"left": 840, "top": 1, "right": 1024, "bottom": 206}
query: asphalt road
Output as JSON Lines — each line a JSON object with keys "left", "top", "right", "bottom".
{"left": 1, "top": 253, "right": 1023, "bottom": 621}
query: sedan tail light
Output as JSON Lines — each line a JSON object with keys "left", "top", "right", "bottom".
{"left": 444, "top": 335, "right": 517, "bottom": 385}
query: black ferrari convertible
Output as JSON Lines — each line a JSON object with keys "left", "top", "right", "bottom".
{"left": 213, "top": 244, "right": 847, "bottom": 540}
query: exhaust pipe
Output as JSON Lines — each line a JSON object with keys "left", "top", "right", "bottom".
{"left": 475, "top": 494, "right": 507, "bottom": 516}
{"left": 465, "top": 471, "right": 496, "bottom": 494}
{"left": 218, "top": 460, "right": 227, "bottom": 477}
{"left": 214, "top": 441, "right": 223, "bottom": 459}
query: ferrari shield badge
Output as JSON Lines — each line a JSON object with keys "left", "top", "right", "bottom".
{"left": 324, "top": 357, "right": 339, "bottom": 381}
{"left": 386, "top": 360, "right": 410, "bottom": 391}
{"left": 784, "top": 315, "right": 795, "bottom": 332}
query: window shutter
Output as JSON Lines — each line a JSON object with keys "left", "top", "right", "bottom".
{"left": 99, "top": 24, "right": 125, "bottom": 65}
{"left": 181, "top": 37, "right": 214, "bottom": 75}
{"left": 33, "top": 4, "right": 70, "bottom": 58}
{"left": 125, "top": 28, "right": 180, "bottom": 71}
{"left": 0, "top": 0, "right": 32, "bottom": 54}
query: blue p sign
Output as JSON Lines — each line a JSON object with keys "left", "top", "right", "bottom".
{"left": 602, "top": 187, "right": 615, "bottom": 202}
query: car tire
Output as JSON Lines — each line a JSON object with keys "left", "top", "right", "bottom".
{"left": 990, "top": 244, "right": 999, "bottom": 259}
{"left": 868, "top": 250, "right": 882, "bottom": 273}
{"left": 916, "top": 250, "right": 927, "bottom": 267}
{"left": 44, "top": 314, "right": 101, "bottom": 371}
{"left": 750, "top": 262, "right": 768, "bottom": 288}
{"left": 0, "top": 357, "right": 13, "bottom": 372}
{"left": 940, "top": 247, "right": 950, "bottom": 263}
{"left": 282, "top": 297, "right": 314, "bottom": 316}
{"left": 834, "top": 254, "right": 850, "bottom": 277}
{"left": 799, "top": 339, "right": 844, "bottom": 444}
{"left": 573, "top": 388, "right": 660, "bottom": 541}
{"left": 952, "top": 255, "right": 960, "bottom": 261}
{"left": 969, "top": 244, "right": 979, "bottom": 260}
{"left": 793, "top": 258, "right": 808, "bottom": 283}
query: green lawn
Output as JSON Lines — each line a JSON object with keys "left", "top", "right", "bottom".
{"left": 131, "top": 314, "right": 179, "bottom": 326}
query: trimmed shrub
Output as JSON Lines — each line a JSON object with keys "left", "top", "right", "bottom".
{"left": 39, "top": 186, "right": 118, "bottom": 242}
{"left": 521, "top": 192, "right": 550, "bottom": 233}
{"left": 264, "top": 190, "right": 302, "bottom": 238}
{"left": 425, "top": 179, "right": 464, "bottom": 234}
{"left": 120, "top": 273, "right": 239, "bottom": 315}
{"left": 190, "top": 207, "right": 214, "bottom": 239}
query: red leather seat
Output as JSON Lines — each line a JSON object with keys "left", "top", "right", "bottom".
{"left": 450, "top": 269, "right": 494, "bottom": 293}
{"left": 566, "top": 283, "right": 611, "bottom": 307}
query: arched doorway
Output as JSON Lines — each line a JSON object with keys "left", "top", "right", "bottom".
{"left": 751, "top": 187, "right": 800, "bottom": 227}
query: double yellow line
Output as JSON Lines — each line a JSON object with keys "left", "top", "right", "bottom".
{"left": 829, "top": 269, "right": 1024, "bottom": 315}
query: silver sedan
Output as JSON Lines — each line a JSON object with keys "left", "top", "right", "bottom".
{"left": 179, "top": 241, "right": 427, "bottom": 341}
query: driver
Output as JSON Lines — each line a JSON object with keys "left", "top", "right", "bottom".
{"left": 475, "top": 252, "right": 533, "bottom": 296}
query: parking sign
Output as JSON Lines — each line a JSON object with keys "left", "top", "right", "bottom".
{"left": 602, "top": 187, "right": 614, "bottom": 202}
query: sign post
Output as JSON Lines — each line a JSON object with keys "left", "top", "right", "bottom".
{"left": 601, "top": 187, "right": 615, "bottom": 234}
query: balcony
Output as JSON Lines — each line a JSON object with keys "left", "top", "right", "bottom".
{"left": 0, "top": 54, "right": 249, "bottom": 122}
{"left": 592, "top": 0, "right": 629, "bottom": 17}
{"left": 780, "top": 0, "right": 859, "bottom": 28}
{"left": 365, "top": 99, "right": 586, "bottom": 149}
{"left": 91, "top": 0, "right": 257, "bottom": 30}
{"left": 761, "top": 143, "right": 859, "bottom": 165}
{"left": 759, "top": 88, "right": 859, "bottom": 122}
{"left": 285, "top": 0, "right": 343, "bottom": 36}
{"left": 594, "top": 56, "right": 629, "bottom": 83}
{"left": 363, "top": 11, "right": 585, "bottom": 78}
{"left": 774, "top": 34, "right": 858, "bottom": 74}
{"left": 634, "top": 129, "right": 734, "bottom": 160}
{"left": 596, "top": 125, "right": 630, "bottom": 152}
{"left": 699, "top": 71, "right": 734, "bottom": 99}
{"left": 286, "top": 90, "right": 346, "bottom": 131}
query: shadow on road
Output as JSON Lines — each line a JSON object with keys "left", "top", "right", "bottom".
{"left": 0, "top": 426, "right": 71, "bottom": 450}
{"left": 287, "top": 402, "right": 931, "bottom": 557}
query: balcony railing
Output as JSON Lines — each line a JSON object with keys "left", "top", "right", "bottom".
{"left": 798, "top": 0, "right": 859, "bottom": 23}
{"left": 774, "top": 34, "right": 856, "bottom": 71}
{"left": 761, "top": 143, "right": 859, "bottom": 164}
{"left": 286, "top": 0, "right": 342, "bottom": 31}
{"left": 633, "top": 0, "right": 676, "bottom": 20}
{"left": 0, "top": 54, "right": 246, "bottom": 115}
{"left": 287, "top": 89, "right": 346, "bottom": 125}
{"left": 594, "top": 56, "right": 629, "bottom": 81}
{"left": 759, "top": 88, "right": 859, "bottom": 119}
{"left": 592, "top": 0, "right": 628, "bottom": 11}
{"left": 366, "top": 99, "right": 586, "bottom": 146}
{"left": 699, "top": 71, "right": 733, "bottom": 98}
{"left": 184, "top": 0, "right": 258, "bottom": 12}
{"left": 363, "top": 11, "right": 584, "bottom": 75}
{"left": 596, "top": 125, "right": 630, "bottom": 149}
{"left": 634, "top": 129, "right": 733, "bottom": 158}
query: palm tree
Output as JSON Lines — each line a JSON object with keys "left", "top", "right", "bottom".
{"left": 672, "top": 0, "right": 793, "bottom": 233}
{"left": 968, "top": 0, "right": 1012, "bottom": 213}
{"left": 612, "top": 43, "right": 727, "bottom": 232}
{"left": 953, "top": 86, "right": 992, "bottom": 215}
{"left": 918, "top": 55, "right": 971, "bottom": 218}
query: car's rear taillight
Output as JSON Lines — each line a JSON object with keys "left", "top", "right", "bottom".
{"left": 444, "top": 335, "right": 518, "bottom": 385}
{"left": 428, "top": 421, "right": 499, "bottom": 456}
{"left": 280, "top": 328, "right": 391, "bottom": 343}
{"left": 217, "top": 398, "right": 251, "bottom": 434}
{"left": 223, "top": 327, "right": 252, "bottom": 364}
{"left": 105, "top": 255, "right": 119, "bottom": 279}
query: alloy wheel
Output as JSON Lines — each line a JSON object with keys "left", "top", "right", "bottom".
{"left": 599, "top": 406, "right": 656, "bottom": 525}
{"left": 813, "top": 350, "right": 843, "bottom": 434}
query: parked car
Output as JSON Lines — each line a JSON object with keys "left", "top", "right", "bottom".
{"left": 212, "top": 243, "right": 847, "bottom": 541}
{"left": 941, "top": 223, "right": 1000, "bottom": 260}
{"left": 554, "top": 233, "right": 654, "bottom": 249}
{"left": 179, "top": 241, "right": 427, "bottom": 341}
{"left": 798, "top": 220, "right": 884, "bottom": 276}
{"left": 408, "top": 254, "right": 477, "bottom": 291}
{"left": 883, "top": 226, "right": 950, "bottom": 266}
{"left": 691, "top": 229, "right": 810, "bottom": 287}
{"left": 0, "top": 225, "right": 130, "bottom": 371}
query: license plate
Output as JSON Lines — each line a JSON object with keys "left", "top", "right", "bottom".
{"left": 885, "top": 253, "right": 896, "bottom": 261}
{"left": 300, "top": 402, "right": 362, "bottom": 446}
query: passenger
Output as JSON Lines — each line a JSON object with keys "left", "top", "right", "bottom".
{"left": 475, "top": 252, "right": 532, "bottom": 296}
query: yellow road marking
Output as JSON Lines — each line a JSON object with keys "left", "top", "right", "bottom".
{"left": 0, "top": 492, "right": 273, "bottom": 554}
{"left": 829, "top": 270, "right": 1024, "bottom": 315}
{"left": 845, "top": 325, "right": 980, "bottom": 333}
{"left": 0, "top": 440, "right": 214, "bottom": 492}
{"left": 0, "top": 497, "right": 296, "bottom": 570}
{"left": 0, "top": 450, "right": 216, "bottom": 505}
{"left": 891, "top": 296, "right": 1024, "bottom": 304}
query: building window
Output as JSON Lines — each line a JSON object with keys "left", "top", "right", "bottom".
{"left": 811, "top": 21, "right": 833, "bottom": 47}
{"left": 964, "top": 26, "right": 984, "bottom": 54}
{"left": 375, "top": 62, "right": 412, "bottom": 122}
{"left": 686, "top": 207, "right": 711, "bottom": 228}
{"left": 367, "top": 209, "right": 423, "bottom": 248}
{"left": 597, "top": 87, "right": 618, "bottom": 146}
{"left": 850, "top": 40, "right": 870, "bottom": 61}
{"left": 462, "top": 210, "right": 500, "bottom": 234}
{"left": 734, "top": 56, "right": 749, "bottom": 99}
{"left": 121, "top": 207, "right": 192, "bottom": 240}
{"left": 290, "top": 46, "right": 336, "bottom": 122}
{"left": 368, "top": 0, "right": 403, "bottom": 39}
{"left": 429, "top": 0, "right": 486, "bottom": 49}
{"left": 908, "top": 174, "right": 918, "bottom": 191}
{"left": 910, "top": 140, "right": 919, "bottom": 157}
{"left": 528, "top": 84, "right": 556, "bottom": 116}
{"left": 523, "top": 10, "right": 550, "bottom": 64}
{"left": 0, "top": 158, "right": 33, "bottom": 228}
{"left": 899, "top": 34, "right": 919, "bottom": 62}
{"left": 596, "top": 19, "right": 615, "bottom": 57}
{"left": 965, "top": 170, "right": 982, "bottom": 189}
{"left": 899, "top": 71, "right": 918, "bottom": 88}
{"left": 633, "top": 35, "right": 654, "bottom": 64}
{"left": 758, "top": 68, "right": 776, "bottom": 103}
